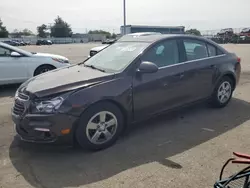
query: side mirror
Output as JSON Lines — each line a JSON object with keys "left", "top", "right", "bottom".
{"left": 11, "top": 52, "right": 21, "bottom": 57}
{"left": 137, "top": 61, "right": 158, "bottom": 74}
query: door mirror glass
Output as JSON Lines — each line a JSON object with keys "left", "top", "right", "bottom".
{"left": 137, "top": 61, "right": 158, "bottom": 73}
{"left": 11, "top": 51, "right": 21, "bottom": 57}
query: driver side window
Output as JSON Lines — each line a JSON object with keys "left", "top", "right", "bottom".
{"left": 142, "top": 40, "right": 179, "bottom": 68}
{"left": 0, "top": 47, "right": 11, "bottom": 57}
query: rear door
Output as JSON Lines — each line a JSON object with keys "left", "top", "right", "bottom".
{"left": 180, "top": 38, "right": 218, "bottom": 100}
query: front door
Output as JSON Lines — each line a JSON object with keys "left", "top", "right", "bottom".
{"left": 0, "top": 47, "right": 28, "bottom": 84}
{"left": 132, "top": 39, "right": 193, "bottom": 120}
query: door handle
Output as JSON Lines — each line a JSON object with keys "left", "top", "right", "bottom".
{"left": 179, "top": 73, "right": 184, "bottom": 79}
{"left": 163, "top": 83, "right": 168, "bottom": 87}
{"left": 210, "top": 65, "right": 216, "bottom": 68}
{"left": 174, "top": 73, "right": 184, "bottom": 79}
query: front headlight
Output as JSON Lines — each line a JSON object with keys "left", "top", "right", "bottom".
{"left": 14, "top": 90, "right": 18, "bottom": 98}
{"left": 35, "top": 97, "right": 64, "bottom": 113}
{"left": 52, "top": 58, "right": 69, "bottom": 64}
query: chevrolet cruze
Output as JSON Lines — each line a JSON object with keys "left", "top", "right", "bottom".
{"left": 11, "top": 34, "right": 241, "bottom": 150}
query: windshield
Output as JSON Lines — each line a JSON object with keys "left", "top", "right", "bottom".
{"left": 84, "top": 42, "right": 149, "bottom": 72}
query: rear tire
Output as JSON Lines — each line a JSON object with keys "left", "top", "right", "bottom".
{"left": 34, "top": 65, "right": 55, "bottom": 76}
{"left": 75, "top": 102, "right": 124, "bottom": 151}
{"left": 210, "top": 76, "right": 233, "bottom": 108}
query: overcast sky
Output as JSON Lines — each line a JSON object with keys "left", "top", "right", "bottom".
{"left": 1, "top": 0, "right": 249, "bottom": 33}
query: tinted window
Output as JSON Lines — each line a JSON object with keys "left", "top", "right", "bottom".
{"left": 142, "top": 40, "right": 179, "bottom": 68}
{"left": 184, "top": 40, "right": 208, "bottom": 61}
{"left": 217, "top": 48, "right": 224, "bottom": 55}
{"left": 207, "top": 44, "right": 216, "bottom": 57}
{"left": 0, "top": 47, "right": 11, "bottom": 57}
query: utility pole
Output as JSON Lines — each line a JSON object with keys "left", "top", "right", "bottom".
{"left": 123, "top": 0, "right": 126, "bottom": 35}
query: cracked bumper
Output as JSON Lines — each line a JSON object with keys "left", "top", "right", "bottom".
{"left": 12, "top": 112, "right": 78, "bottom": 144}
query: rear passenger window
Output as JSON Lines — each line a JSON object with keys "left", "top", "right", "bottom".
{"left": 183, "top": 40, "right": 208, "bottom": 61}
{"left": 217, "top": 49, "right": 224, "bottom": 55}
{"left": 207, "top": 44, "right": 216, "bottom": 57}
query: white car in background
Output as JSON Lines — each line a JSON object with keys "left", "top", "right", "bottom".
{"left": 89, "top": 44, "right": 109, "bottom": 57}
{"left": 88, "top": 32, "right": 162, "bottom": 57}
{"left": 0, "top": 42, "right": 70, "bottom": 85}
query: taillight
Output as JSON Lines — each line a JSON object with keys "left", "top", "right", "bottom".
{"left": 237, "top": 57, "right": 241, "bottom": 63}
{"left": 235, "top": 57, "right": 241, "bottom": 84}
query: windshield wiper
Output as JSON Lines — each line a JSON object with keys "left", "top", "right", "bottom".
{"left": 84, "top": 64, "right": 106, "bottom": 72}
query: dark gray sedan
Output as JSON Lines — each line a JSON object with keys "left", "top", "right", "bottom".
{"left": 12, "top": 34, "right": 241, "bottom": 150}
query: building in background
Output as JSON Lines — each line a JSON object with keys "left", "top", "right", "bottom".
{"left": 72, "top": 33, "right": 106, "bottom": 42}
{"left": 120, "top": 25, "right": 185, "bottom": 35}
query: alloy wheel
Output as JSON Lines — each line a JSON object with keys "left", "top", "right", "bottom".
{"left": 40, "top": 68, "right": 50, "bottom": 73}
{"left": 217, "top": 81, "right": 232, "bottom": 104}
{"left": 86, "top": 111, "right": 118, "bottom": 145}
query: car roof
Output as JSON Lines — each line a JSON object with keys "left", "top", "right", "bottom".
{"left": 127, "top": 32, "right": 162, "bottom": 36}
{"left": 118, "top": 34, "right": 210, "bottom": 43}
{"left": 118, "top": 34, "right": 227, "bottom": 53}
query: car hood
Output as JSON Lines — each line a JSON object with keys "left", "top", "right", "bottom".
{"left": 23, "top": 65, "right": 114, "bottom": 97}
{"left": 90, "top": 45, "right": 109, "bottom": 52}
{"left": 33, "top": 52, "right": 68, "bottom": 60}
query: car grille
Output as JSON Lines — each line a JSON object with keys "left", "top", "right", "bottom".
{"left": 17, "top": 92, "right": 29, "bottom": 100}
{"left": 13, "top": 99, "right": 25, "bottom": 116}
{"left": 13, "top": 91, "right": 30, "bottom": 116}
{"left": 90, "top": 50, "right": 97, "bottom": 57}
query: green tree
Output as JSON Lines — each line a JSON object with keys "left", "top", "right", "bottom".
{"left": 50, "top": 16, "right": 72, "bottom": 37}
{"left": 111, "top": 33, "right": 117, "bottom": 39}
{"left": 37, "top": 24, "right": 48, "bottom": 38}
{"left": 186, "top": 29, "right": 201, "bottom": 36}
{"left": 10, "top": 28, "right": 34, "bottom": 37}
{"left": 11, "top": 29, "right": 22, "bottom": 38}
{"left": 22, "top": 28, "right": 33, "bottom": 36}
{"left": 88, "top": 30, "right": 111, "bottom": 38}
{"left": 0, "top": 19, "right": 9, "bottom": 38}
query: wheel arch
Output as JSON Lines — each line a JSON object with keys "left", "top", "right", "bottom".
{"left": 33, "top": 64, "right": 56, "bottom": 76}
{"left": 221, "top": 73, "right": 236, "bottom": 90}
{"left": 89, "top": 99, "right": 128, "bottom": 127}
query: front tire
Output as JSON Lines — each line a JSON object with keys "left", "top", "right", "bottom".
{"left": 75, "top": 102, "right": 124, "bottom": 151}
{"left": 34, "top": 65, "right": 55, "bottom": 76}
{"left": 210, "top": 76, "right": 233, "bottom": 108}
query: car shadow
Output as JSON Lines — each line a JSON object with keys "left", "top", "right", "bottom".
{"left": 9, "top": 98, "right": 250, "bottom": 188}
{"left": 0, "top": 84, "right": 20, "bottom": 98}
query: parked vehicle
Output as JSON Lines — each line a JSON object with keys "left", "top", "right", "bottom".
{"left": 12, "top": 34, "right": 241, "bottom": 151}
{"left": 19, "top": 41, "right": 26, "bottom": 46}
{"left": 11, "top": 40, "right": 26, "bottom": 46}
{"left": 3, "top": 40, "right": 20, "bottom": 46}
{"left": 217, "top": 28, "right": 235, "bottom": 43}
{"left": 0, "top": 42, "right": 70, "bottom": 85}
{"left": 217, "top": 28, "right": 234, "bottom": 36}
{"left": 89, "top": 45, "right": 109, "bottom": 57}
{"left": 102, "top": 39, "right": 117, "bottom": 44}
{"left": 24, "top": 41, "right": 31, "bottom": 45}
{"left": 36, "top": 39, "right": 53, "bottom": 45}
{"left": 240, "top": 27, "right": 250, "bottom": 37}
